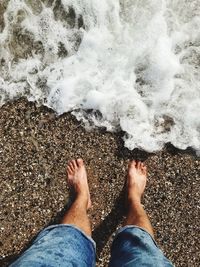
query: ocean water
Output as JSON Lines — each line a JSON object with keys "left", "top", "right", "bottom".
{"left": 0, "top": 0, "right": 200, "bottom": 153}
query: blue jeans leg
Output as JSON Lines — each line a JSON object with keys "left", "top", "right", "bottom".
{"left": 109, "top": 226, "right": 174, "bottom": 267}
{"left": 10, "top": 224, "right": 96, "bottom": 267}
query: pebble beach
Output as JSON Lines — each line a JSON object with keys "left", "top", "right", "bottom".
{"left": 0, "top": 98, "right": 199, "bottom": 267}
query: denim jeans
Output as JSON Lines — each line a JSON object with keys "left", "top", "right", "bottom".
{"left": 109, "top": 226, "right": 174, "bottom": 267}
{"left": 10, "top": 224, "right": 174, "bottom": 267}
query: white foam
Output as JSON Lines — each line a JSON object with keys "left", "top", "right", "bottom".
{"left": 0, "top": 0, "right": 200, "bottom": 153}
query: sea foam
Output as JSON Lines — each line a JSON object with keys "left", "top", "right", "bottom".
{"left": 0, "top": 0, "right": 200, "bottom": 153}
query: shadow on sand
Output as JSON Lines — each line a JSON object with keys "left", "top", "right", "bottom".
{"left": 1, "top": 188, "right": 125, "bottom": 266}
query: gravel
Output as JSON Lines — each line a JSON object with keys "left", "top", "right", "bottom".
{"left": 0, "top": 98, "right": 199, "bottom": 267}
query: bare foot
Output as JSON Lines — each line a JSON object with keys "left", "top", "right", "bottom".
{"left": 67, "top": 159, "right": 91, "bottom": 210}
{"left": 127, "top": 160, "right": 147, "bottom": 203}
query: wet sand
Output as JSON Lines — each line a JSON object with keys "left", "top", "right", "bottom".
{"left": 0, "top": 98, "right": 199, "bottom": 267}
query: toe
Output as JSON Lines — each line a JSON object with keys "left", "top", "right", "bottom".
{"left": 69, "top": 162, "right": 74, "bottom": 171}
{"left": 129, "top": 160, "right": 136, "bottom": 167}
{"left": 142, "top": 165, "right": 147, "bottom": 174}
{"left": 77, "top": 158, "right": 83, "bottom": 167}
{"left": 141, "top": 162, "right": 145, "bottom": 170}
{"left": 72, "top": 160, "right": 78, "bottom": 169}
{"left": 137, "top": 161, "right": 142, "bottom": 169}
{"left": 67, "top": 166, "right": 73, "bottom": 175}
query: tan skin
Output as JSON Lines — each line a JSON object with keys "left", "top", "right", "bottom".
{"left": 61, "top": 158, "right": 154, "bottom": 238}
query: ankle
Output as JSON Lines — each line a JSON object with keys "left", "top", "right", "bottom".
{"left": 126, "top": 199, "right": 144, "bottom": 221}
{"left": 75, "top": 194, "right": 88, "bottom": 209}
{"left": 127, "top": 193, "right": 142, "bottom": 205}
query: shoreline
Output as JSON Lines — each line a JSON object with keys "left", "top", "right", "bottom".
{"left": 0, "top": 98, "right": 199, "bottom": 267}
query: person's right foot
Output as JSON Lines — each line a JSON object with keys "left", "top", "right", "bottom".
{"left": 127, "top": 160, "right": 147, "bottom": 204}
{"left": 67, "top": 159, "right": 91, "bottom": 210}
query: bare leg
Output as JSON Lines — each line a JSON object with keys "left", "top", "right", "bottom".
{"left": 125, "top": 160, "right": 154, "bottom": 237}
{"left": 61, "top": 159, "right": 92, "bottom": 237}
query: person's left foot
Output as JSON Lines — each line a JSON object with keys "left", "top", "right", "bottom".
{"left": 67, "top": 159, "right": 91, "bottom": 210}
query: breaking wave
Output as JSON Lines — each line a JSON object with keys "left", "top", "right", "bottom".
{"left": 0, "top": 0, "right": 200, "bottom": 153}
